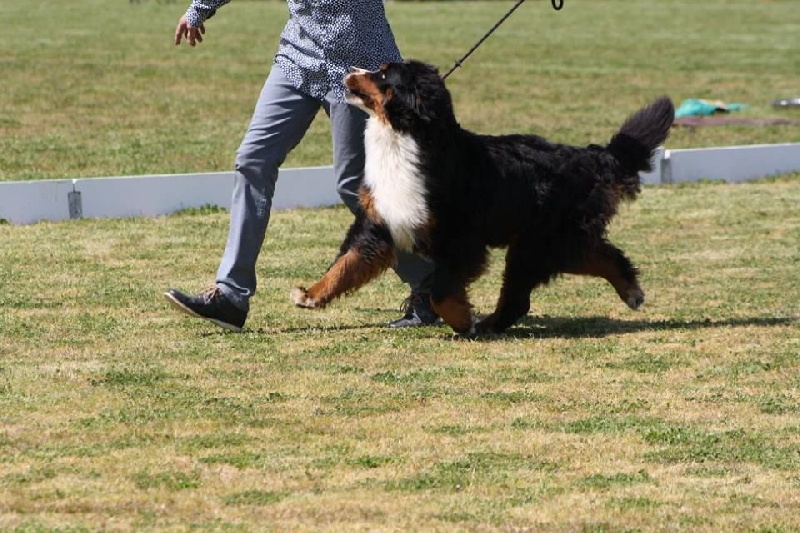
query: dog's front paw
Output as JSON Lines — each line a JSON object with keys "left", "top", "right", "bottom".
{"left": 291, "top": 287, "right": 321, "bottom": 309}
{"left": 474, "top": 313, "right": 513, "bottom": 336}
{"left": 474, "top": 314, "right": 496, "bottom": 335}
{"left": 450, "top": 310, "right": 480, "bottom": 337}
{"left": 626, "top": 288, "right": 645, "bottom": 310}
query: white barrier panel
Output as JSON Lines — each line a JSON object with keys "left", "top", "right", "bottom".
{"left": 76, "top": 166, "right": 339, "bottom": 220}
{"left": 270, "top": 166, "right": 341, "bottom": 210}
{"left": 0, "top": 179, "right": 76, "bottom": 225}
{"left": 667, "top": 143, "right": 800, "bottom": 183}
{"left": 0, "top": 167, "right": 340, "bottom": 225}
{"left": 2, "top": 144, "right": 799, "bottom": 225}
{"left": 75, "top": 172, "right": 234, "bottom": 220}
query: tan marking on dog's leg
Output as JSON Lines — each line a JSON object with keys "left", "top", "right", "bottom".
{"left": 431, "top": 292, "right": 475, "bottom": 335}
{"left": 566, "top": 248, "right": 643, "bottom": 309}
{"left": 291, "top": 247, "right": 394, "bottom": 309}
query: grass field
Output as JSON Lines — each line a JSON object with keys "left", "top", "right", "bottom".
{"left": 2, "top": 0, "right": 800, "bottom": 530}
{"left": 1, "top": 0, "right": 799, "bottom": 181}
{"left": 1, "top": 177, "right": 799, "bottom": 529}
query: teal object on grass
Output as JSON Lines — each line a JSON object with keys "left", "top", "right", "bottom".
{"left": 675, "top": 98, "right": 747, "bottom": 118}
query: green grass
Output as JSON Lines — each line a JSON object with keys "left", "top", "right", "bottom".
{"left": 1, "top": 176, "right": 799, "bottom": 529}
{"left": 2, "top": 0, "right": 800, "bottom": 529}
{"left": 1, "top": 0, "right": 799, "bottom": 181}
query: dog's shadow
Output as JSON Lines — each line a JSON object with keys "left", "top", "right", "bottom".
{"left": 489, "top": 315, "right": 796, "bottom": 341}
{"left": 229, "top": 314, "right": 795, "bottom": 341}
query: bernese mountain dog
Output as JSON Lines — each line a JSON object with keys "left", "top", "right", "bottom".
{"left": 291, "top": 60, "right": 674, "bottom": 335}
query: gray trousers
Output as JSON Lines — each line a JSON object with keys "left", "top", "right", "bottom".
{"left": 215, "top": 67, "right": 434, "bottom": 312}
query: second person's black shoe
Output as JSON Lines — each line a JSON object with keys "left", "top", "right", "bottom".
{"left": 388, "top": 291, "right": 440, "bottom": 328}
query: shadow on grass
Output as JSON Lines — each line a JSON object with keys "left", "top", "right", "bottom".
{"left": 495, "top": 315, "right": 797, "bottom": 341}
{"left": 225, "top": 315, "right": 796, "bottom": 340}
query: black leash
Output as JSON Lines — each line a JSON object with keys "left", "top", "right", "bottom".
{"left": 442, "top": 0, "right": 564, "bottom": 80}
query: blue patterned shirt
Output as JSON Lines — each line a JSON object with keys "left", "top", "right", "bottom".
{"left": 184, "top": 0, "right": 403, "bottom": 101}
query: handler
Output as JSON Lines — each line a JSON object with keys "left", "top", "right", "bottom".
{"left": 165, "top": 0, "right": 437, "bottom": 332}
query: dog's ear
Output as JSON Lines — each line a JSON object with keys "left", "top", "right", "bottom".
{"left": 409, "top": 92, "right": 431, "bottom": 123}
{"left": 384, "top": 84, "right": 428, "bottom": 128}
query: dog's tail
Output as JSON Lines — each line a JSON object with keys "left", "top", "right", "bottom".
{"left": 606, "top": 96, "right": 674, "bottom": 191}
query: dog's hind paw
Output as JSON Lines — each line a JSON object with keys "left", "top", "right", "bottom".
{"left": 474, "top": 315, "right": 496, "bottom": 335}
{"left": 291, "top": 287, "right": 320, "bottom": 309}
{"left": 626, "top": 288, "right": 645, "bottom": 310}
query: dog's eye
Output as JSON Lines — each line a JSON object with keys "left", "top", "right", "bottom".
{"left": 379, "top": 72, "right": 386, "bottom": 80}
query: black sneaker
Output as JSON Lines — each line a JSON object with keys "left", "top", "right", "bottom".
{"left": 387, "top": 291, "right": 439, "bottom": 328}
{"left": 164, "top": 287, "right": 246, "bottom": 332}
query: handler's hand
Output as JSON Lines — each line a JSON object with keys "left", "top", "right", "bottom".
{"left": 174, "top": 15, "right": 205, "bottom": 46}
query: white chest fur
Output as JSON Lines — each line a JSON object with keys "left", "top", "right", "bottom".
{"left": 363, "top": 119, "right": 429, "bottom": 252}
